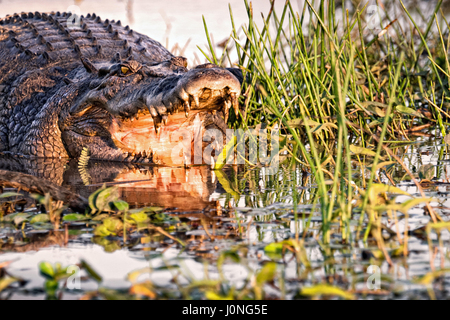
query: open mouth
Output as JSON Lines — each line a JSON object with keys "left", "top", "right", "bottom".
{"left": 109, "top": 89, "right": 236, "bottom": 165}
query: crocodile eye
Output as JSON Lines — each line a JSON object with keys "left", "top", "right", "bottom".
{"left": 121, "top": 66, "right": 129, "bottom": 74}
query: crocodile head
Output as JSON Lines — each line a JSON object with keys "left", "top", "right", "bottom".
{"left": 60, "top": 56, "right": 241, "bottom": 165}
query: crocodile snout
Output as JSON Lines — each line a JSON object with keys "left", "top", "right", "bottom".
{"left": 145, "top": 66, "right": 241, "bottom": 134}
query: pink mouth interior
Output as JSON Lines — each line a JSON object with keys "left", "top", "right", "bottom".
{"left": 110, "top": 111, "right": 204, "bottom": 166}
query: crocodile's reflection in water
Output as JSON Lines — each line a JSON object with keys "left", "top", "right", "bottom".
{"left": 0, "top": 155, "right": 221, "bottom": 211}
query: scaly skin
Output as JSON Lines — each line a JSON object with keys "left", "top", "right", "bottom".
{"left": 0, "top": 12, "right": 242, "bottom": 163}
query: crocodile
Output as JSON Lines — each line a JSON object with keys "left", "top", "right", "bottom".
{"left": 0, "top": 11, "right": 242, "bottom": 165}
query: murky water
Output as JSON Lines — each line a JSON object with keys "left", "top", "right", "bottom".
{"left": 0, "top": 128, "right": 449, "bottom": 299}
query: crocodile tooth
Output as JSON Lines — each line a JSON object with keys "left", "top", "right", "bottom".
{"left": 162, "top": 116, "right": 168, "bottom": 126}
{"left": 130, "top": 117, "right": 134, "bottom": 122}
{"left": 155, "top": 125, "right": 160, "bottom": 135}
{"left": 135, "top": 114, "right": 139, "bottom": 120}
{"left": 184, "top": 101, "right": 190, "bottom": 118}
{"left": 224, "top": 99, "right": 231, "bottom": 122}
{"left": 231, "top": 93, "right": 239, "bottom": 116}
{"left": 193, "top": 95, "right": 200, "bottom": 108}
{"left": 142, "top": 150, "right": 147, "bottom": 158}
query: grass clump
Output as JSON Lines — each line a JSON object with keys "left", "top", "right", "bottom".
{"left": 200, "top": 0, "right": 450, "bottom": 246}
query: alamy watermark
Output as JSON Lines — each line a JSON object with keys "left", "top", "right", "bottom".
{"left": 66, "top": 5, "right": 82, "bottom": 30}
{"left": 66, "top": 265, "right": 81, "bottom": 290}
{"left": 366, "top": 265, "right": 381, "bottom": 290}
{"left": 168, "top": 125, "right": 280, "bottom": 173}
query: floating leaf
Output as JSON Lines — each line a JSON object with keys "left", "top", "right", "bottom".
{"left": 29, "top": 214, "right": 50, "bottom": 224}
{"left": 13, "top": 213, "right": 31, "bottom": 226}
{"left": 94, "top": 218, "right": 123, "bottom": 237}
{"left": 94, "top": 225, "right": 112, "bottom": 237}
{"left": 128, "top": 212, "right": 149, "bottom": 224}
{"left": 62, "top": 214, "right": 89, "bottom": 222}
{"left": 256, "top": 262, "right": 277, "bottom": 285}
{"left": 300, "top": 284, "right": 354, "bottom": 300}
{"left": 264, "top": 242, "right": 283, "bottom": 254}
{"left": 113, "top": 200, "right": 129, "bottom": 212}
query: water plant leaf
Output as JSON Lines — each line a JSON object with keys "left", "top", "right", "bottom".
{"left": 102, "top": 217, "right": 123, "bottom": 232}
{"left": 418, "top": 164, "right": 434, "bottom": 181}
{"left": 264, "top": 242, "right": 283, "bottom": 254}
{"left": 205, "top": 291, "right": 234, "bottom": 300}
{"left": 0, "top": 192, "right": 22, "bottom": 198}
{"left": 88, "top": 186, "right": 119, "bottom": 214}
{"left": 426, "top": 222, "right": 450, "bottom": 234}
{"left": 349, "top": 145, "right": 378, "bottom": 157}
{"left": 94, "top": 217, "right": 123, "bottom": 237}
{"left": 368, "top": 184, "right": 410, "bottom": 200}
{"left": 214, "top": 135, "right": 237, "bottom": 170}
{"left": 396, "top": 105, "right": 424, "bottom": 117}
{"left": 62, "top": 214, "right": 89, "bottom": 222}
{"left": 128, "top": 212, "right": 149, "bottom": 224}
{"left": 29, "top": 214, "right": 50, "bottom": 224}
{"left": 287, "top": 118, "right": 337, "bottom": 134}
{"left": 127, "top": 267, "right": 151, "bottom": 284}
{"left": 91, "top": 214, "right": 110, "bottom": 221}
{"left": 367, "top": 161, "right": 396, "bottom": 172}
{"left": 215, "top": 170, "right": 240, "bottom": 200}
{"left": 94, "top": 225, "right": 112, "bottom": 237}
{"left": 13, "top": 213, "right": 31, "bottom": 225}
{"left": 361, "top": 101, "right": 388, "bottom": 117}
{"left": 300, "top": 284, "right": 354, "bottom": 300}
{"left": 113, "top": 200, "right": 129, "bottom": 212}
{"left": 80, "top": 260, "right": 102, "bottom": 283}
{"left": 130, "top": 282, "right": 156, "bottom": 299}
{"left": 217, "top": 250, "right": 240, "bottom": 271}
{"left": 414, "top": 269, "right": 450, "bottom": 285}
{"left": 95, "top": 187, "right": 119, "bottom": 213}
{"left": 256, "top": 262, "right": 277, "bottom": 285}
{"left": 0, "top": 277, "right": 19, "bottom": 293}
{"left": 88, "top": 187, "right": 105, "bottom": 214}
{"left": 39, "top": 262, "right": 55, "bottom": 280}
